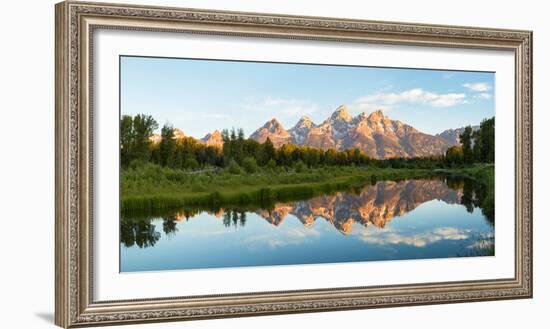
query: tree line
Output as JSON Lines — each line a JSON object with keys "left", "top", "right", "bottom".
{"left": 445, "top": 117, "right": 495, "bottom": 166}
{"left": 121, "top": 114, "right": 495, "bottom": 172}
{"left": 220, "top": 127, "right": 376, "bottom": 172}
{"left": 120, "top": 114, "right": 376, "bottom": 171}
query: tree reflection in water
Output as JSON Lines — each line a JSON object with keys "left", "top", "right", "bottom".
{"left": 446, "top": 175, "right": 494, "bottom": 226}
{"left": 120, "top": 176, "right": 494, "bottom": 248}
{"left": 120, "top": 218, "right": 161, "bottom": 248}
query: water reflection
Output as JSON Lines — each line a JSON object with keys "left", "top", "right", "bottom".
{"left": 258, "top": 179, "right": 463, "bottom": 233}
{"left": 120, "top": 176, "right": 495, "bottom": 271}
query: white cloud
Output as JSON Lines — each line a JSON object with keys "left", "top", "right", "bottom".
{"left": 243, "top": 227, "right": 321, "bottom": 250}
{"left": 466, "top": 232, "right": 495, "bottom": 249}
{"left": 463, "top": 82, "right": 491, "bottom": 92}
{"left": 353, "top": 88, "right": 466, "bottom": 109}
{"left": 475, "top": 93, "right": 492, "bottom": 100}
{"left": 358, "top": 227, "right": 470, "bottom": 248}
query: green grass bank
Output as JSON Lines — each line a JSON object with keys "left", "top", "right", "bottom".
{"left": 121, "top": 162, "right": 494, "bottom": 212}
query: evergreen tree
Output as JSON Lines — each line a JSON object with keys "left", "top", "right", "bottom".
{"left": 120, "top": 115, "right": 134, "bottom": 167}
{"left": 459, "top": 126, "right": 474, "bottom": 164}
{"left": 479, "top": 117, "right": 495, "bottom": 163}
{"left": 472, "top": 130, "right": 482, "bottom": 162}
{"left": 174, "top": 149, "right": 183, "bottom": 169}
{"left": 159, "top": 124, "right": 176, "bottom": 167}
{"left": 131, "top": 114, "right": 158, "bottom": 162}
{"left": 262, "top": 137, "right": 276, "bottom": 165}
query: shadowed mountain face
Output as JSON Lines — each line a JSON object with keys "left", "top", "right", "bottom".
{"left": 436, "top": 126, "right": 480, "bottom": 146}
{"left": 256, "top": 179, "right": 462, "bottom": 234}
{"left": 250, "top": 105, "right": 451, "bottom": 158}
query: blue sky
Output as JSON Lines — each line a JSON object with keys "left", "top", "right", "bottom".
{"left": 120, "top": 56, "right": 495, "bottom": 137}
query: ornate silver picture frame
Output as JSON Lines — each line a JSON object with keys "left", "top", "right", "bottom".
{"left": 55, "top": 1, "right": 532, "bottom": 327}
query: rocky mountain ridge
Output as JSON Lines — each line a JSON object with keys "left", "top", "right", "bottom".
{"left": 250, "top": 105, "right": 452, "bottom": 158}
{"left": 148, "top": 105, "right": 483, "bottom": 158}
{"left": 436, "top": 125, "right": 480, "bottom": 146}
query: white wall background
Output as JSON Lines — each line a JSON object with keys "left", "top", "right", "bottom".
{"left": 0, "top": 0, "right": 546, "bottom": 328}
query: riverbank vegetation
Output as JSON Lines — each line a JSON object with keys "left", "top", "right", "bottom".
{"left": 121, "top": 164, "right": 437, "bottom": 211}
{"left": 445, "top": 117, "right": 495, "bottom": 166}
{"left": 443, "top": 165, "right": 494, "bottom": 223}
{"left": 120, "top": 114, "right": 495, "bottom": 212}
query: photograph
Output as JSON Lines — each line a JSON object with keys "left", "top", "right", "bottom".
{"left": 119, "top": 56, "right": 496, "bottom": 272}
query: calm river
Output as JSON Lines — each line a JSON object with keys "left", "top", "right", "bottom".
{"left": 120, "top": 177, "right": 494, "bottom": 272}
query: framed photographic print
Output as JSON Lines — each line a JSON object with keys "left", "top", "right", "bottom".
{"left": 55, "top": 1, "right": 532, "bottom": 327}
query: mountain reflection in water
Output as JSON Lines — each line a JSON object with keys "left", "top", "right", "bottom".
{"left": 120, "top": 176, "right": 495, "bottom": 272}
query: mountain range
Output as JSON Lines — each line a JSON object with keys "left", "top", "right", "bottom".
{"left": 150, "top": 104, "right": 478, "bottom": 159}
{"left": 435, "top": 125, "right": 480, "bottom": 146}
{"left": 250, "top": 105, "right": 451, "bottom": 158}
{"left": 150, "top": 128, "right": 224, "bottom": 149}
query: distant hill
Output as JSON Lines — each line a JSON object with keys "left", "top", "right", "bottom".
{"left": 200, "top": 130, "right": 223, "bottom": 148}
{"left": 436, "top": 126, "right": 480, "bottom": 146}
